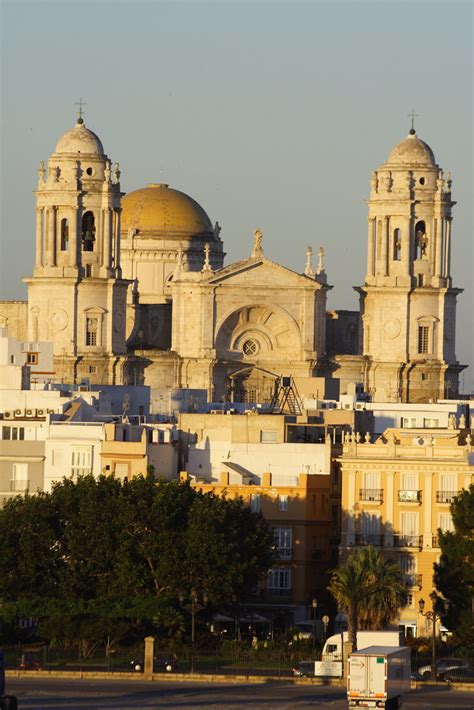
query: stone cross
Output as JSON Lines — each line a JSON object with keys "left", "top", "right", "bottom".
{"left": 316, "top": 246, "right": 325, "bottom": 274}
{"left": 75, "top": 97, "right": 87, "bottom": 122}
{"left": 408, "top": 108, "right": 419, "bottom": 133}
{"left": 202, "top": 243, "right": 212, "bottom": 272}
{"left": 305, "top": 246, "right": 314, "bottom": 276}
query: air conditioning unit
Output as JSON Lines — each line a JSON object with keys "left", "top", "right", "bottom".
{"left": 14, "top": 409, "right": 23, "bottom": 418}
{"left": 36, "top": 409, "right": 45, "bottom": 417}
{"left": 25, "top": 408, "right": 35, "bottom": 418}
{"left": 4, "top": 411, "right": 13, "bottom": 420}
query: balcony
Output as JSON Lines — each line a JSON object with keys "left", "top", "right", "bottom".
{"left": 436, "top": 491, "right": 458, "bottom": 504}
{"left": 354, "top": 533, "right": 383, "bottom": 547}
{"left": 10, "top": 479, "right": 29, "bottom": 492}
{"left": 266, "top": 588, "right": 292, "bottom": 600}
{"left": 405, "top": 573, "right": 423, "bottom": 589}
{"left": 359, "top": 489, "right": 383, "bottom": 502}
{"left": 398, "top": 490, "right": 421, "bottom": 503}
{"left": 393, "top": 534, "right": 422, "bottom": 549}
{"left": 278, "top": 548, "right": 292, "bottom": 560}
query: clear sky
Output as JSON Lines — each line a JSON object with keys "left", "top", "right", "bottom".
{"left": 1, "top": 0, "right": 472, "bottom": 390}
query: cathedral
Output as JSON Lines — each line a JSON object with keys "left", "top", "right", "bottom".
{"left": 0, "top": 115, "right": 465, "bottom": 403}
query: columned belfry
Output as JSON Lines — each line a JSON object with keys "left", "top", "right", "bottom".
{"left": 24, "top": 116, "right": 131, "bottom": 384}
{"left": 357, "top": 126, "right": 465, "bottom": 402}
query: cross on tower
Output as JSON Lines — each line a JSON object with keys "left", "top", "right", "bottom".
{"left": 408, "top": 108, "right": 419, "bottom": 134}
{"left": 75, "top": 97, "right": 87, "bottom": 122}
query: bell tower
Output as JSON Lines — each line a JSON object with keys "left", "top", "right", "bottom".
{"left": 24, "top": 115, "right": 130, "bottom": 384}
{"left": 357, "top": 126, "right": 465, "bottom": 402}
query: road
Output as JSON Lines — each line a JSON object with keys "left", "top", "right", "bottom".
{"left": 4, "top": 677, "right": 474, "bottom": 710}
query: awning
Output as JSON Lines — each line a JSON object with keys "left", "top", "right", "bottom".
{"left": 213, "top": 613, "right": 234, "bottom": 622}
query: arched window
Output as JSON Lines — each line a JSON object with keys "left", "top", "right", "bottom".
{"left": 60, "top": 218, "right": 69, "bottom": 251}
{"left": 393, "top": 228, "right": 401, "bottom": 261}
{"left": 86, "top": 316, "right": 99, "bottom": 346}
{"left": 414, "top": 220, "right": 427, "bottom": 260}
{"left": 82, "top": 211, "right": 95, "bottom": 252}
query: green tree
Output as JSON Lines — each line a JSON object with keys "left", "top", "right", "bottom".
{"left": 0, "top": 475, "right": 276, "bottom": 648}
{"left": 434, "top": 484, "right": 474, "bottom": 642}
{"left": 328, "top": 546, "right": 405, "bottom": 651}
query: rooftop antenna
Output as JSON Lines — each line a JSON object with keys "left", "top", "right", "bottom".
{"left": 75, "top": 97, "right": 87, "bottom": 124}
{"left": 408, "top": 108, "right": 419, "bottom": 135}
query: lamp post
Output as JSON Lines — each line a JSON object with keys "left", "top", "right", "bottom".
{"left": 418, "top": 591, "right": 449, "bottom": 681}
{"left": 311, "top": 598, "right": 318, "bottom": 650}
{"left": 179, "top": 589, "right": 208, "bottom": 672}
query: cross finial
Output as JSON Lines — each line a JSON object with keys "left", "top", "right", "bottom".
{"left": 408, "top": 108, "right": 419, "bottom": 134}
{"left": 75, "top": 97, "right": 87, "bottom": 123}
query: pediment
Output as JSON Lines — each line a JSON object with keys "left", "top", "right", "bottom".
{"left": 206, "top": 257, "right": 322, "bottom": 289}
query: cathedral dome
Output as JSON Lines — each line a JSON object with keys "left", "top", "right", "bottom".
{"left": 385, "top": 131, "right": 436, "bottom": 167}
{"left": 54, "top": 119, "right": 104, "bottom": 156}
{"left": 122, "top": 183, "right": 214, "bottom": 236}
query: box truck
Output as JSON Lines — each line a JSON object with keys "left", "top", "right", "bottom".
{"left": 314, "top": 631, "right": 402, "bottom": 677}
{"left": 347, "top": 645, "right": 411, "bottom": 709}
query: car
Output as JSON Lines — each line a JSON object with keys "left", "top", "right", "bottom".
{"left": 416, "top": 657, "right": 469, "bottom": 680}
{"left": 444, "top": 666, "right": 474, "bottom": 683}
{"left": 292, "top": 661, "right": 315, "bottom": 677}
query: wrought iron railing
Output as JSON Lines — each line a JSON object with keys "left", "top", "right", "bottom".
{"left": 398, "top": 490, "right": 421, "bottom": 503}
{"left": 359, "top": 489, "right": 383, "bottom": 502}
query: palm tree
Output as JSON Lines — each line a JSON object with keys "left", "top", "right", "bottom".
{"left": 328, "top": 546, "right": 405, "bottom": 652}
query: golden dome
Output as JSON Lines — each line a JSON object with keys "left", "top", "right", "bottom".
{"left": 55, "top": 119, "right": 104, "bottom": 156}
{"left": 121, "top": 184, "right": 213, "bottom": 235}
{"left": 385, "top": 131, "right": 436, "bottom": 167}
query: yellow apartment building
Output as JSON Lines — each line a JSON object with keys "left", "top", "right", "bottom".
{"left": 338, "top": 425, "right": 473, "bottom": 637}
{"left": 183, "top": 470, "right": 334, "bottom": 629}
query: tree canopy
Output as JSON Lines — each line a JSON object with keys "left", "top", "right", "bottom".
{"left": 0, "top": 475, "right": 276, "bottom": 649}
{"left": 328, "top": 546, "right": 405, "bottom": 651}
{"left": 434, "top": 484, "right": 474, "bottom": 642}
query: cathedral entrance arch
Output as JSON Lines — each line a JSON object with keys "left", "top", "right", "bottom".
{"left": 215, "top": 304, "right": 301, "bottom": 362}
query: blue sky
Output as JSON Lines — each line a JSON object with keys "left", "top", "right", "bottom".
{"left": 1, "top": 0, "right": 472, "bottom": 389}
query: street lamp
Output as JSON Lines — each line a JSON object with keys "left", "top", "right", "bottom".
{"left": 311, "top": 598, "right": 318, "bottom": 650}
{"left": 179, "top": 589, "right": 209, "bottom": 672}
{"left": 418, "top": 591, "right": 449, "bottom": 681}
{"left": 322, "top": 614, "right": 330, "bottom": 640}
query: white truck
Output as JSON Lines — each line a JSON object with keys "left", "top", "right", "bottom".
{"left": 314, "top": 631, "right": 402, "bottom": 677}
{"left": 347, "top": 645, "right": 411, "bottom": 709}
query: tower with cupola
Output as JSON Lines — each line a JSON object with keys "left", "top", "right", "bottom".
{"left": 23, "top": 116, "right": 130, "bottom": 384}
{"left": 357, "top": 126, "right": 465, "bottom": 402}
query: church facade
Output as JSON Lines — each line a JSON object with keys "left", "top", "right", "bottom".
{"left": 0, "top": 117, "right": 465, "bottom": 403}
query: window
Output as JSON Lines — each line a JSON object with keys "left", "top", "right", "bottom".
{"left": 60, "top": 218, "right": 69, "bottom": 251}
{"left": 393, "top": 228, "right": 401, "bottom": 261}
{"left": 242, "top": 339, "right": 259, "bottom": 357}
{"left": 267, "top": 567, "right": 291, "bottom": 594}
{"left": 418, "top": 326, "right": 429, "bottom": 354}
{"left": 89, "top": 365, "right": 97, "bottom": 374}
{"left": 414, "top": 220, "right": 427, "bottom": 259}
{"left": 86, "top": 317, "right": 98, "bottom": 346}
{"left": 11, "top": 463, "right": 28, "bottom": 492}
{"left": 360, "top": 513, "right": 380, "bottom": 541}
{"left": 400, "top": 512, "right": 418, "bottom": 546}
{"left": 274, "top": 528, "right": 292, "bottom": 559}
{"left": 439, "top": 513, "right": 454, "bottom": 532}
{"left": 277, "top": 494, "right": 288, "bottom": 512}
{"left": 399, "top": 473, "right": 419, "bottom": 502}
{"left": 71, "top": 446, "right": 93, "bottom": 477}
{"left": 260, "top": 430, "right": 278, "bottom": 443}
{"left": 423, "top": 418, "right": 439, "bottom": 428}
{"left": 1, "top": 426, "right": 24, "bottom": 440}
{"left": 250, "top": 494, "right": 260, "bottom": 514}
{"left": 81, "top": 211, "right": 95, "bottom": 251}
{"left": 399, "top": 554, "right": 416, "bottom": 575}
{"left": 402, "top": 417, "right": 417, "bottom": 428}
{"left": 114, "top": 462, "right": 129, "bottom": 477}
{"left": 26, "top": 353, "right": 38, "bottom": 365}
{"left": 85, "top": 263, "right": 92, "bottom": 277}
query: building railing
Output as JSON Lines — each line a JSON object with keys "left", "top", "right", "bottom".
{"left": 278, "top": 548, "right": 292, "bottom": 560}
{"left": 359, "top": 489, "right": 383, "bottom": 502}
{"left": 10, "top": 479, "right": 29, "bottom": 492}
{"left": 436, "top": 491, "right": 458, "bottom": 503}
{"left": 432, "top": 535, "right": 439, "bottom": 548}
{"left": 398, "top": 490, "right": 421, "bottom": 503}
{"left": 393, "top": 534, "right": 422, "bottom": 549}
{"left": 266, "top": 588, "right": 292, "bottom": 599}
{"left": 405, "top": 573, "right": 423, "bottom": 588}
{"left": 354, "top": 533, "right": 383, "bottom": 547}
